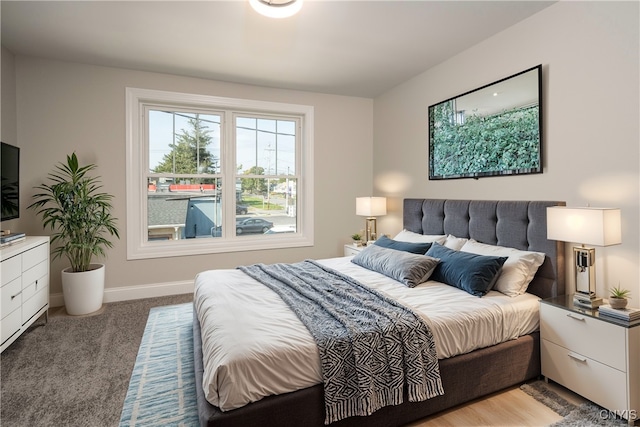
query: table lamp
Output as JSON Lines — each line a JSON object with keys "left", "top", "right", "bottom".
{"left": 356, "top": 197, "right": 387, "bottom": 244}
{"left": 547, "top": 206, "right": 621, "bottom": 308}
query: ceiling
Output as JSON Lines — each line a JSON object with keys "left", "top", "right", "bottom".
{"left": 1, "top": 1, "right": 555, "bottom": 98}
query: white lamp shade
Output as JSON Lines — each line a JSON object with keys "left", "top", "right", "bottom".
{"left": 356, "top": 197, "right": 387, "bottom": 217}
{"left": 546, "top": 206, "right": 621, "bottom": 246}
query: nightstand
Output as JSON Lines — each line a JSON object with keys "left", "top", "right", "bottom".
{"left": 540, "top": 295, "right": 640, "bottom": 425}
{"left": 343, "top": 244, "right": 364, "bottom": 257}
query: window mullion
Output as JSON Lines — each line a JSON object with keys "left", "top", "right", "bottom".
{"left": 223, "top": 111, "right": 236, "bottom": 237}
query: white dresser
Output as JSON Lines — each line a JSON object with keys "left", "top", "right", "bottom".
{"left": 540, "top": 296, "right": 640, "bottom": 425}
{"left": 1, "top": 236, "right": 50, "bottom": 353}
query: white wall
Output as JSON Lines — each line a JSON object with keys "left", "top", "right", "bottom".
{"left": 373, "top": 2, "right": 640, "bottom": 298}
{"left": 9, "top": 56, "right": 373, "bottom": 300}
{"left": 1, "top": 46, "right": 21, "bottom": 233}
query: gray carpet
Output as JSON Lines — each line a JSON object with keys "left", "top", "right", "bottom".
{"left": 1, "top": 294, "right": 192, "bottom": 427}
{"left": 520, "top": 381, "right": 630, "bottom": 426}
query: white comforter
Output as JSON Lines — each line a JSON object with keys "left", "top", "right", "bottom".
{"left": 194, "top": 256, "right": 540, "bottom": 412}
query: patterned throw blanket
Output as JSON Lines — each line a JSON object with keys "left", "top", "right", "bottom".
{"left": 238, "top": 260, "right": 444, "bottom": 425}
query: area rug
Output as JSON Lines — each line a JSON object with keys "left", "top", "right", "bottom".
{"left": 119, "top": 303, "right": 199, "bottom": 426}
{"left": 520, "top": 381, "right": 629, "bottom": 426}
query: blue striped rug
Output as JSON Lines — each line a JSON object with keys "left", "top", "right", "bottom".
{"left": 119, "top": 303, "right": 199, "bottom": 426}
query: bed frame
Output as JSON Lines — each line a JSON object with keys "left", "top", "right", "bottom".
{"left": 194, "top": 199, "right": 566, "bottom": 426}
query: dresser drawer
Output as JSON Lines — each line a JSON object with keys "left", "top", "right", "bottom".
{"left": 22, "top": 272, "right": 48, "bottom": 302}
{"left": 22, "top": 286, "right": 48, "bottom": 325}
{"left": 22, "top": 243, "right": 48, "bottom": 271}
{"left": 540, "top": 303, "right": 626, "bottom": 370}
{"left": 542, "top": 339, "right": 628, "bottom": 414}
{"left": 1, "top": 277, "right": 22, "bottom": 319}
{"left": 1, "top": 255, "right": 21, "bottom": 287}
{"left": 1, "top": 308, "right": 22, "bottom": 345}
{"left": 22, "top": 260, "right": 48, "bottom": 290}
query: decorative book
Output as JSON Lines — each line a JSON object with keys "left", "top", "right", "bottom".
{"left": 0, "top": 232, "right": 26, "bottom": 246}
{"left": 599, "top": 304, "right": 640, "bottom": 321}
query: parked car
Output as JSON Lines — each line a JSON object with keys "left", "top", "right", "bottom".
{"left": 235, "top": 218, "right": 273, "bottom": 234}
{"left": 236, "top": 204, "right": 249, "bottom": 215}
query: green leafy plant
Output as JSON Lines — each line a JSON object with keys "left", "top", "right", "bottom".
{"left": 351, "top": 233, "right": 362, "bottom": 241}
{"left": 429, "top": 101, "right": 540, "bottom": 177}
{"left": 28, "top": 153, "right": 120, "bottom": 272}
{"left": 609, "top": 284, "right": 631, "bottom": 299}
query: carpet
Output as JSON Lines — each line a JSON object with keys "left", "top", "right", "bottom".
{"left": 119, "top": 303, "right": 199, "bottom": 426}
{"left": 1, "top": 294, "right": 193, "bottom": 427}
{"left": 520, "top": 381, "right": 629, "bottom": 426}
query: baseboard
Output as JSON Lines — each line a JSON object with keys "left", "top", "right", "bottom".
{"left": 49, "top": 280, "right": 195, "bottom": 307}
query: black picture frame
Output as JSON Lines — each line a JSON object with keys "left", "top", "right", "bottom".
{"left": 428, "top": 65, "right": 543, "bottom": 180}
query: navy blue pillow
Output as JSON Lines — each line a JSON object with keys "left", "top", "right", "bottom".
{"left": 373, "top": 235, "right": 432, "bottom": 254}
{"left": 425, "top": 243, "right": 507, "bottom": 297}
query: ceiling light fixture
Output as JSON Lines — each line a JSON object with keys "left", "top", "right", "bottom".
{"left": 249, "top": 0, "right": 303, "bottom": 19}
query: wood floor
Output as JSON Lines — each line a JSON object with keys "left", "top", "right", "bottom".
{"left": 408, "top": 381, "right": 586, "bottom": 427}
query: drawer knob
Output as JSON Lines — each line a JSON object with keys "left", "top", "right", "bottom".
{"left": 568, "top": 352, "right": 587, "bottom": 363}
{"left": 566, "top": 313, "right": 585, "bottom": 321}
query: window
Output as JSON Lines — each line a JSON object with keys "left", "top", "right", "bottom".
{"left": 126, "top": 88, "right": 314, "bottom": 259}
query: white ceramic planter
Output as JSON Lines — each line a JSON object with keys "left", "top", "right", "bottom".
{"left": 61, "top": 263, "right": 105, "bottom": 315}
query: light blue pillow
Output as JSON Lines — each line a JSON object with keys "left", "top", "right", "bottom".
{"left": 425, "top": 243, "right": 507, "bottom": 297}
{"left": 351, "top": 244, "right": 440, "bottom": 288}
{"left": 373, "top": 235, "right": 433, "bottom": 254}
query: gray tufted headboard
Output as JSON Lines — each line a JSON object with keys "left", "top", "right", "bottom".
{"left": 403, "top": 199, "right": 566, "bottom": 299}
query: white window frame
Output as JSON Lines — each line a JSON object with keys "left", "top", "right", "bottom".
{"left": 125, "top": 87, "right": 314, "bottom": 260}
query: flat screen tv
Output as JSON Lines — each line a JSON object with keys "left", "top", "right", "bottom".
{"left": 1, "top": 142, "right": 20, "bottom": 221}
{"left": 428, "top": 65, "right": 542, "bottom": 180}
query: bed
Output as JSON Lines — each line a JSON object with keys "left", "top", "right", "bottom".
{"left": 193, "top": 198, "right": 566, "bottom": 426}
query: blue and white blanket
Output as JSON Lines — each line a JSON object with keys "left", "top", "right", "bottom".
{"left": 239, "top": 260, "right": 444, "bottom": 424}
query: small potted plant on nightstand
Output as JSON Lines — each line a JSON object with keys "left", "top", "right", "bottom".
{"left": 351, "top": 233, "right": 363, "bottom": 247}
{"left": 609, "top": 284, "right": 631, "bottom": 309}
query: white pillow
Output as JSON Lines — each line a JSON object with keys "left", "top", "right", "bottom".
{"left": 443, "top": 234, "right": 468, "bottom": 251}
{"left": 460, "top": 239, "right": 545, "bottom": 297}
{"left": 393, "top": 229, "right": 446, "bottom": 244}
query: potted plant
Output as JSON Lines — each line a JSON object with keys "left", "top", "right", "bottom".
{"left": 351, "top": 233, "right": 363, "bottom": 247}
{"left": 609, "top": 284, "right": 631, "bottom": 309}
{"left": 29, "top": 153, "right": 119, "bottom": 315}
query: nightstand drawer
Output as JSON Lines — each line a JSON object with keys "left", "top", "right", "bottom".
{"left": 541, "top": 339, "right": 628, "bottom": 413}
{"left": 540, "top": 303, "right": 626, "bottom": 370}
{"left": 344, "top": 244, "right": 364, "bottom": 257}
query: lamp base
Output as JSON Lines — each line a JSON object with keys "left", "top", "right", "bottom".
{"left": 364, "top": 217, "right": 378, "bottom": 244}
{"left": 573, "top": 293, "right": 603, "bottom": 309}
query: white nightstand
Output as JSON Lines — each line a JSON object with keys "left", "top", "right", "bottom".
{"left": 540, "top": 296, "right": 640, "bottom": 425}
{"left": 343, "top": 244, "right": 364, "bottom": 257}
